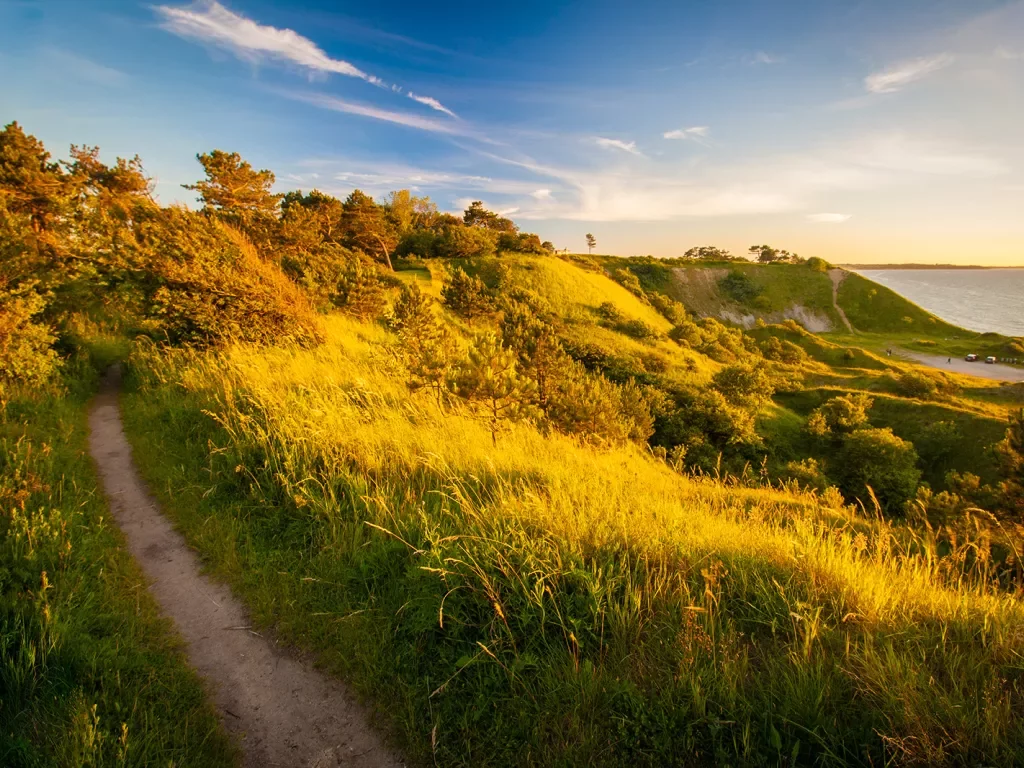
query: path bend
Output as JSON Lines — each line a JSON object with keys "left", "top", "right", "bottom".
{"left": 88, "top": 366, "right": 403, "bottom": 768}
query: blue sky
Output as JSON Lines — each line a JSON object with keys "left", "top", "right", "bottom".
{"left": 2, "top": 0, "right": 1023, "bottom": 263}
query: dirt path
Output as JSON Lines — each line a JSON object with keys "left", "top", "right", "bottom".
{"left": 828, "top": 269, "right": 855, "bottom": 333}
{"left": 895, "top": 349, "right": 1024, "bottom": 383}
{"left": 88, "top": 367, "right": 403, "bottom": 768}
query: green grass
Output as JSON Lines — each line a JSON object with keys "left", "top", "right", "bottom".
{"left": 773, "top": 387, "right": 1006, "bottom": 488}
{"left": 835, "top": 273, "right": 964, "bottom": 336}
{"left": 0, "top": 360, "right": 236, "bottom": 768}
{"left": 118, "top": 320, "right": 1024, "bottom": 767}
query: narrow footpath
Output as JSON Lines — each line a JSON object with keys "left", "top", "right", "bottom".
{"left": 828, "top": 269, "right": 855, "bottom": 333}
{"left": 88, "top": 367, "right": 403, "bottom": 768}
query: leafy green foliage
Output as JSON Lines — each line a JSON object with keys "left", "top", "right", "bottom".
{"left": 833, "top": 427, "right": 922, "bottom": 513}
{"left": 0, "top": 285, "right": 58, "bottom": 389}
{"left": 712, "top": 363, "right": 775, "bottom": 411}
{"left": 718, "top": 270, "right": 763, "bottom": 303}
{"left": 805, "top": 393, "right": 873, "bottom": 438}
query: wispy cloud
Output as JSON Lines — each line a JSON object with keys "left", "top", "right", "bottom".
{"left": 807, "top": 213, "right": 851, "bottom": 223}
{"left": 864, "top": 53, "right": 954, "bottom": 93}
{"left": 286, "top": 92, "right": 478, "bottom": 137}
{"left": 155, "top": 1, "right": 382, "bottom": 82}
{"left": 663, "top": 126, "right": 709, "bottom": 141}
{"left": 154, "top": 1, "right": 456, "bottom": 116}
{"left": 594, "top": 137, "right": 641, "bottom": 155}
{"left": 407, "top": 92, "right": 457, "bottom": 118}
{"left": 531, "top": 189, "right": 553, "bottom": 200}
{"left": 994, "top": 46, "right": 1023, "bottom": 61}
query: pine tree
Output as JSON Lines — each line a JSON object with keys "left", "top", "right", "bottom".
{"left": 451, "top": 332, "right": 536, "bottom": 444}
{"left": 441, "top": 266, "right": 491, "bottom": 319}
{"left": 500, "top": 301, "right": 563, "bottom": 411}
{"left": 332, "top": 259, "right": 389, "bottom": 319}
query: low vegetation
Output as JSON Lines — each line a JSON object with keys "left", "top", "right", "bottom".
{"left": 0, "top": 355, "right": 234, "bottom": 767}
{"left": 4, "top": 119, "right": 1024, "bottom": 766}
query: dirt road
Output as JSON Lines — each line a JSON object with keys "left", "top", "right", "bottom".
{"left": 88, "top": 367, "right": 403, "bottom": 768}
{"left": 896, "top": 350, "right": 1024, "bottom": 383}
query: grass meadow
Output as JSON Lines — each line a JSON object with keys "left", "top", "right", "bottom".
{"left": 121, "top": 314, "right": 1024, "bottom": 767}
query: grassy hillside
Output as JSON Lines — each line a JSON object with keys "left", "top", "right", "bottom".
{"left": 836, "top": 272, "right": 965, "bottom": 335}
{"left": 121, "top": 314, "right": 1024, "bottom": 767}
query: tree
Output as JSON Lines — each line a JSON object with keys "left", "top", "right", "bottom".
{"left": 340, "top": 190, "right": 398, "bottom": 270}
{"left": 435, "top": 225, "right": 496, "bottom": 259}
{"left": 748, "top": 244, "right": 780, "bottom": 264}
{"left": 0, "top": 121, "right": 72, "bottom": 237}
{"left": 833, "top": 427, "right": 921, "bottom": 514}
{"left": 383, "top": 189, "right": 437, "bottom": 234}
{"left": 586, "top": 233, "right": 597, "bottom": 254}
{"left": 500, "top": 301, "right": 563, "bottom": 411}
{"left": 464, "top": 201, "right": 516, "bottom": 233}
{"left": 684, "top": 245, "right": 732, "bottom": 261}
{"left": 451, "top": 332, "right": 536, "bottom": 444}
{"left": 441, "top": 267, "right": 491, "bottom": 318}
{"left": 332, "top": 258, "right": 390, "bottom": 319}
{"left": 183, "top": 150, "right": 281, "bottom": 236}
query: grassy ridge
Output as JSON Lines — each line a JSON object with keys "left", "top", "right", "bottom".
{"left": 0, "top": 362, "right": 235, "bottom": 768}
{"left": 122, "top": 318, "right": 1024, "bottom": 767}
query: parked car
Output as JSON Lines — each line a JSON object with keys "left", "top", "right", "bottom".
{"left": 965, "top": 354, "right": 978, "bottom": 362}
{"left": 986, "top": 356, "right": 997, "bottom": 364}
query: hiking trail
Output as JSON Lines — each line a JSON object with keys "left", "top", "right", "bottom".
{"left": 829, "top": 269, "right": 855, "bottom": 333}
{"left": 88, "top": 366, "right": 403, "bottom": 768}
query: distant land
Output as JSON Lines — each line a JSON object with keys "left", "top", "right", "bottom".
{"left": 841, "top": 263, "right": 1024, "bottom": 270}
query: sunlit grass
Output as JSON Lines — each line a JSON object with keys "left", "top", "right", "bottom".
{"left": 124, "top": 314, "right": 1024, "bottom": 766}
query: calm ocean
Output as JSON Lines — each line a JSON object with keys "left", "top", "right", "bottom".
{"left": 856, "top": 269, "right": 1024, "bottom": 337}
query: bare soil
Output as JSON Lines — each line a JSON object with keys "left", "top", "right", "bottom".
{"left": 88, "top": 367, "right": 404, "bottom": 768}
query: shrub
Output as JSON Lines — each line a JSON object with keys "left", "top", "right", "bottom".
{"left": 833, "top": 427, "right": 921, "bottom": 514}
{"left": 780, "top": 458, "right": 831, "bottom": 493}
{"left": 611, "top": 268, "right": 644, "bottom": 297}
{"left": 617, "top": 318, "right": 660, "bottom": 343}
{"left": 892, "top": 370, "right": 938, "bottom": 400}
{"left": 719, "top": 270, "right": 762, "bottom": 303}
{"left": 805, "top": 393, "right": 873, "bottom": 438}
{"left": 805, "top": 256, "right": 832, "bottom": 272}
{"left": 596, "top": 301, "right": 624, "bottom": 324}
{"left": 712, "top": 364, "right": 775, "bottom": 410}
{"left": 142, "top": 211, "right": 322, "bottom": 347}
{"left": 648, "top": 293, "right": 687, "bottom": 325}
{"left": 0, "top": 286, "right": 58, "bottom": 388}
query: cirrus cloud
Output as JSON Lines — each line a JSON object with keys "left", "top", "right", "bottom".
{"left": 155, "top": 1, "right": 457, "bottom": 116}
{"left": 594, "top": 137, "right": 641, "bottom": 155}
{"left": 864, "top": 53, "right": 954, "bottom": 93}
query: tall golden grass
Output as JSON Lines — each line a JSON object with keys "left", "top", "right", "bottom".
{"left": 127, "top": 314, "right": 1024, "bottom": 765}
